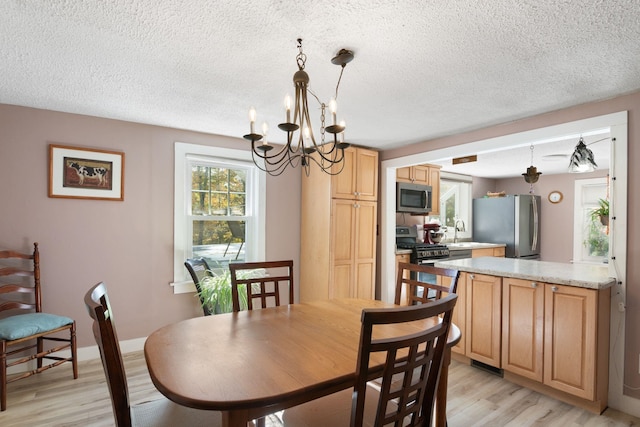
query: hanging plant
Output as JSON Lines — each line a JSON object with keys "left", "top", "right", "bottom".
{"left": 590, "top": 198, "right": 609, "bottom": 226}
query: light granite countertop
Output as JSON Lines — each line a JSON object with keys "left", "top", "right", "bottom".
{"left": 435, "top": 257, "right": 616, "bottom": 290}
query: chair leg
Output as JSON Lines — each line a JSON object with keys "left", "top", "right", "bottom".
{"left": 256, "top": 417, "right": 265, "bottom": 427}
{"left": 1, "top": 341, "right": 7, "bottom": 411}
{"left": 37, "top": 336, "right": 44, "bottom": 369}
{"left": 71, "top": 322, "right": 78, "bottom": 378}
{"left": 224, "top": 241, "right": 232, "bottom": 257}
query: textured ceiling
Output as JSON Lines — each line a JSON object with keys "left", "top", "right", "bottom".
{"left": 1, "top": 1, "right": 639, "bottom": 175}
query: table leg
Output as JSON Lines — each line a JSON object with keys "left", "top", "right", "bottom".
{"left": 222, "top": 409, "right": 250, "bottom": 427}
{"left": 435, "top": 347, "right": 452, "bottom": 427}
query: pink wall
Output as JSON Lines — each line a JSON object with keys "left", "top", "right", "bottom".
{"left": 0, "top": 104, "right": 300, "bottom": 348}
{"left": 381, "top": 90, "right": 640, "bottom": 399}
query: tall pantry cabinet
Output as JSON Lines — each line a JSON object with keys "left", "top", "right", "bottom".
{"left": 300, "top": 147, "right": 379, "bottom": 302}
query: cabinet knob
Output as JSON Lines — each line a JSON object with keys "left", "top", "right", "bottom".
{"left": 354, "top": 191, "right": 360, "bottom": 196}
{"left": 354, "top": 203, "right": 360, "bottom": 208}
{"left": 469, "top": 274, "right": 475, "bottom": 280}
{"left": 531, "top": 282, "right": 538, "bottom": 288}
{"left": 551, "top": 286, "right": 559, "bottom": 292}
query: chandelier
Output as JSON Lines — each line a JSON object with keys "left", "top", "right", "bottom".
{"left": 243, "top": 39, "right": 354, "bottom": 176}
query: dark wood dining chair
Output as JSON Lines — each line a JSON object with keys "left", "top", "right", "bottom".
{"left": 84, "top": 282, "right": 222, "bottom": 427}
{"left": 229, "top": 260, "right": 294, "bottom": 312}
{"left": 395, "top": 262, "right": 460, "bottom": 306}
{"left": 282, "top": 294, "right": 458, "bottom": 426}
{"left": 184, "top": 257, "right": 214, "bottom": 316}
{"left": 229, "top": 260, "right": 294, "bottom": 427}
{"left": 0, "top": 242, "right": 78, "bottom": 411}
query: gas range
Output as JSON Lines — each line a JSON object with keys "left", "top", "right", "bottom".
{"left": 397, "top": 242, "right": 450, "bottom": 261}
{"left": 396, "top": 226, "right": 450, "bottom": 262}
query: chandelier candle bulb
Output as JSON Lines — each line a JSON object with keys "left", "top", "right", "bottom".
{"left": 339, "top": 120, "right": 346, "bottom": 143}
{"left": 249, "top": 107, "right": 256, "bottom": 133}
{"left": 329, "top": 98, "right": 337, "bottom": 125}
{"left": 262, "top": 122, "right": 269, "bottom": 145}
{"left": 285, "top": 95, "right": 291, "bottom": 123}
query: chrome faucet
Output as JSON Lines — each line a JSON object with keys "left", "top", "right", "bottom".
{"left": 453, "top": 218, "right": 466, "bottom": 243}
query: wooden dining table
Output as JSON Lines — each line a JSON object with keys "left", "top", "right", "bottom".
{"left": 144, "top": 298, "right": 460, "bottom": 427}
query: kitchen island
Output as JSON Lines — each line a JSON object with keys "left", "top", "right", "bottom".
{"left": 434, "top": 256, "right": 615, "bottom": 414}
{"left": 435, "top": 256, "right": 615, "bottom": 289}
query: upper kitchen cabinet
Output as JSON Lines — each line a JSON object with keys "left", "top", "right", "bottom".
{"left": 396, "top": 164, "right": 441, "bottom": 215}
{"left": 332, "top": 147, "right": 378, "bottom": 201}
{"left": 396, "top": 164, "right": 429, "bottom": 185}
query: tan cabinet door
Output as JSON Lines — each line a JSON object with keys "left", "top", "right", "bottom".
{"left": 466, "top": 273, "right": 502, "bottom": 367}
{"left": 330, "top": 199, "right": 377, "bottom": 299}
{"left": 411, "top": 165, "right": 430, "bottom": 185}
{"left": 354, "top": 201, "right": 377, "bottom": 299}
{"left": 396, "top": 166, "right": 412, "bottom": 183}
{"left": 330, "top": 199, "right": 355, "bottom": 299}
{"left": 332, "top": 147, "right": 378, "bottom": 201}
{"left": 502, "top": 278, "right": 544, "bottom": 381}
{"left": 332, "top": 148, "right": 357, "bottom": 200}
{"left": 544, "top": 284, "right": 597, "bottom": 400}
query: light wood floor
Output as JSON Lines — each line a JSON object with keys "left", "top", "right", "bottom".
{"left": 1, "top": 351, "right": 639, "bottom": 426}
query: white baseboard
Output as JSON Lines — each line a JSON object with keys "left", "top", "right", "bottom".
{"left": 7, "top": 337, "right": 147, "bottom": 375}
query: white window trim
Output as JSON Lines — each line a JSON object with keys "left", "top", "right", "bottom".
{"left": 172, "top": 142, "right": 266, "bottom": 294}
{"left": 572, "top": 177, "right": 608, "bottom": 265}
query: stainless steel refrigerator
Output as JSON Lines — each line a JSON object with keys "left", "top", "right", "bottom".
{"left": 472, "top": 194, "right": 541, "bottom": 259}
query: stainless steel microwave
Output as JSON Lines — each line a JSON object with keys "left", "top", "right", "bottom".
{"left": 396, "top": 182, "right": 432, "bottom": 214}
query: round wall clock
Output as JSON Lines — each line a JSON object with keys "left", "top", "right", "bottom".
{"left": 548, "top": 191, "right": 563, "bottom": 204}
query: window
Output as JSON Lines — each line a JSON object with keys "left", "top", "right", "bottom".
{"left": 438, "top": 172, "right": 472, "bottom": 240}
{"left": 173, "top": 143, "right": 265, "bottom": 293}
{"left": 573, "top": 177, "right": 608, "bottom": 264}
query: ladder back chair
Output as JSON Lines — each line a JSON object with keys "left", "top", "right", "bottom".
{"left": 0, "top": 242, "right": 78, "bottom": 411}
{"left": 283, "top": 294, "right": 458, "bottom": 426}
{"left": 184, "top": 257, "right": 214, "bottom": 316}
{"left": 229, "top": 260, "right": 294, "bottom": 312}
{"left": 395, "top": 262, "right": 460, "bottom": 306}
{"left": 84, "top": 282, "right": 222, "bottom": 427}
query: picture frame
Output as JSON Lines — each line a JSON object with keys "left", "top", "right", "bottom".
{"left": 48, "top": 144, "right": 125, "bottom": 201}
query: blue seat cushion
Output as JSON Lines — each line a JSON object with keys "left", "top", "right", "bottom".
{"left": 0, "top": 313, "right": 74, "bottom": 341}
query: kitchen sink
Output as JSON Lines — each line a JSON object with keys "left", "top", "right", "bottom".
{"left": 447, "top": 243, "right": 473, "bottom": 248}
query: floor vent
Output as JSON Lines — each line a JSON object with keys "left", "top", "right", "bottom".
{"left": 471, "top": 359, "right": 504, "bottom": 377}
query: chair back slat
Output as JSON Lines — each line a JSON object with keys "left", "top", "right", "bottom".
{"left": 84, "top": 282, "right": 132, "bottom": 427}
{"left": 353, "top": 294, "right": 458, "bottom": 426}
{"left": 184, "top": 258, "right": 215, "bottom": 316}
{"left": 395, "top": 262, "right": 460, "bottom": 306}
{"left": 0, "top": 243, "right": 41, "bottom": 316}
{"left": 228, "top": 260, "right": 294, "bottom": 312}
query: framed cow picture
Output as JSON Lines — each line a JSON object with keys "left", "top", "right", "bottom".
{"left": 48, "top": 144, "right": 124, "bottom": 201}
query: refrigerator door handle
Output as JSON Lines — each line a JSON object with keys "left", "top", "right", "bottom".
{"left": 531, "top": 195, "right": 539, "bottom": 251}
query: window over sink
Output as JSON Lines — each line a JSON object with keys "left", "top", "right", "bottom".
{"left": 438, "top": 172, "right": 472, "bottom": 241}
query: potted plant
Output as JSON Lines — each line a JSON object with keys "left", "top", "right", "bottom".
{"left": 196, "top": 268, "right": 262, "bottom": 314}
{"left": 590, "top": 198, "right": 609, "bottom": 226}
